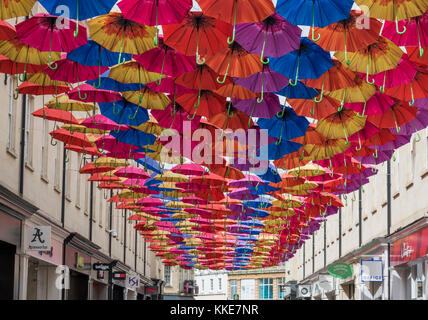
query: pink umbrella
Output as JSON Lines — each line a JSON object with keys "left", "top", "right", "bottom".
{"left": 344, "top": 92, "right": 395, "bottom": 117}
{"left": 129, "top": 186, "right": 160, "bottom": 195}
{"left": 114, "top": 166, "right": 151, "bottom": 179}
{"left": 235, "top": 13, "right": 302, "bottom": 58}
{"left": 118, "top": 0, "right": 192, "bottom": 26}
{"left": 138, "top": 197, "right": 164, "bottom": 207}
{"left": 369, "top": 54, "right": 419, "bottom": 91}
{"left": 16, "top": 13, "right": 87, "bottom": 69}
{"left": 151, "top": 103, "right": 201, "bottom": 133}
{"left": 382, "top": 12, "right": 428, "bottom": 57}
{"left": 134, "top": 38, "right": 196, "bottom": 79}
{"left": 171, "top": 163, "right": 205, "bottom": 176}
{"left": 81, "top": 114, "right": 129, "bottom": 131}
{"left": 68, "top": 84, "right": 122, "bottom": 102}
{"left": 106, "top": 151, "right": 145, "bottom": 160}
{"left": 122, "top": 178, "right": 147, "bottom": 187}
{"left": 45, "top": 55, "right": 109, "bottom": 83}
{"left": 94, "top": 135, "right": 138, "bottom": 154}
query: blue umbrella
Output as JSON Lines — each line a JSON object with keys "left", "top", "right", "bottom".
{"left": 276, "top": 81, "right": 319, "bottom": 100}
{"left": 39, "top": 0, "right": 117, "bottom": 36}
{"left": 243, "top": 200, "right": 272, "bottom": 209}
{"left": 87, "top": 70, "right": 141, "bottom": 92}
{"left": 269, "top": 37, "right": 333, "bottom": 86}
{"left": 247, "top": 209, "right": 270, "bottom": 218}
{"left": 68, "top": 41, "right": 132, "bottom": 67}
{"left": 110, "top": 128, "right": 156, "bottom": 150}
{"left": 264, "top": 140, "right": 303, "bottom": 160}
{"left": 136, "top": 156, "right": 162, "bottom": 174}
{"left": 276, "top": 0, "right": 353, "bottom": 41}
{"left": 99, "top": 100, "right": 149, "bottom": 127}
{"left": 258, "top": 106, "right": 309, "bottom": 143}
{"left": 241, "top": 220, "right": 264, "bottom": 228}
{"left": 254, "top": 164, "right": 282, "bottom": 184}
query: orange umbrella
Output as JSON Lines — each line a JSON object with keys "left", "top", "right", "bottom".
{"left": 176, "top": 90, "right": 226, "bottom": 120}
{"left": 16, "top": 81, "right": 70, "bottom": 96}
{"left": 214, "top": 81, "right": 257, "bottom": 100}
{"left": 197, "top": 0, "right": 275, "bottom": 44}
{"left": 406, "top": 46, "right": 428, "bottom": 67}
{"left": 32, "top": 107, "right": 79, "bottom": 124}
{"left": 310, "top": 10, "right": 382, "bottom": 66}
{"left": 210, "top": 163, "right": 245, "bottom": 180}
{"left": 0, "top": 20, "right": 16, "bottom": 40}
{"left": 205, "top": 41, "right": 262, "bottom": 82}
{"left": 163, "top": 12, "right": 232, "bottom": 65}
{"left": 288, "top": 95, "right": 340, "bottom": 120}
{"left": 209, "top": 107, "right": 253, "bottom": 130}
{"left": 274, "top": 152, "right": 308, "bottom": 170}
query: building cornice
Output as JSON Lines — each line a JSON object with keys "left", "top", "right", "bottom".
{"left": 0, "top": 184, "right": 38, "bottom": 220}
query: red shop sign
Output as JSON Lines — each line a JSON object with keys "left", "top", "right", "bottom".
{"left": 390, "top": 226, "right": 428, "bottom": 267}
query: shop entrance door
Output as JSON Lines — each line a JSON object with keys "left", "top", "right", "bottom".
{"left": 68, "top": 270, "right": 89, "bottom": 300}
{"left": 0, "top": 240, "right": 16, "bottom": 300}
{"left": 113, "top": 285, "right": 124, "bottom": 300}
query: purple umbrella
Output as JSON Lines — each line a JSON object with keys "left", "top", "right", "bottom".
{"left": 229, "top": 175, "right": 264, "bottom": 188}
{"left": 228, "top": 188, "right": 259, "bottom": 200}
{"left": 414, "top": 97, "right": 428, "bottom": 110}
{"left": 235, "top": 13, "right": 302, "bottom": 59}
{"left": 235, "top": 64, "right": 289, "bottom": 103}
{"left": 233, "top": 93, "right": 282, "bottom": 121}
{"left": 356, "top": 149, "right": 393, "bottom": 165}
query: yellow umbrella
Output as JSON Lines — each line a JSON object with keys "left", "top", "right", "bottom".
{"left": 89, "top": 12, "right": 156, "bottom": 57}
{"left": 315, "top": 109, "right": 366, "bottom": 141}
{"left": 46, "top": 95, "right": 97, "bottom": 111}
{"left": 122, "top": 88, "right": 170, "bottom": 110}
{"left": 132, "top": 116, "right": 163, "bottom": 135}
{"left": 154, "top": 171, "right": 189, "bottom": 182}
{"left": 117, "top": 190, "right": 146, "bottom": 199}
{"left": 0, "top": 0, "right": 36, "bottom": 20}
{"left": 176, "top": 221, "right": 198, "bottom": 228}
{"left": 93, "top": 157, "right": 129, "bottom": 167}
{"left": 61, "top": 123, "right": 107, "bottom": 135}
{"left": 165, "top": 201, "right": 194, "bottom": 209}
{"left": 109, "top": 61, "right": 165, "bottom": 84}
{"left": 288, "top": 163, "right": 326, "bottom": 177}
{"left": 26, "top": 71, "right": 68, "bottom": 87}
{"left": 324, "top": 76, "right": 376, "bottom": 105}
{"left": 0, "top": 38, "right": 60, "bottom": 65}
{"left": 172, "top": 212, "right": 196, "bottom": 219}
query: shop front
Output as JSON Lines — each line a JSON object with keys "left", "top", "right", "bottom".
{"left": 389, "top": 218, "right": 428, "bottom": 300}
{"left": 0, "top": 185, "right": 38, "bottom": 300}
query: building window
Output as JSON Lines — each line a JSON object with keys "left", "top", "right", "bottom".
{"left": 40, "top": 118, "right": 48, "bottom": 180}
{"left": 259, "top": 278, "right": 273, "bottom": 300}
{"left": 7, "top": 76, "right": 17, "bottom": 153}
{"left": 24, "top": 95, "right": 34, "bottom": 166}
{"left": 210, "top": 279, "right": 214, "bottom": 291}
{"left": 277, "top": 278, "right": 285, "bottom": 299}
{"left": 230, "top": 279, "right": 238, "bottom": 299}
{"left": 202, "top": 279, "right": 205, "bottom": 291}
{"left": 54, "top": 143, "right": 61, "bottom": 191}
{"left": 219, "top": 278, "right": 222, "bottom": 291}
{"left": 164, "top": 266, "right": 171, "bottom": 286}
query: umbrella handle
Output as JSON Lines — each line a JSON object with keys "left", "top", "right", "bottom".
{"left": 13, "top": 88, "right": 19, "bottom": 100}
{"left": 118, "top": 31, "right": 127, "bottom": 66}
{"left": 414, "top": 132, "right": 421, "bottom": 143}
{"left": 227, "top": 0, "right": 238, "bottom": 44}
{"left": 155, "top": 52, "right": 167, "bottom": 85}
{"left": 73, "top": 0, "right": 80, "bottom": 37}
{"left": 355, "top": 134, "right": 362, "bottom": 151}
{"left": 195, "top": 28, "right": 206, "bottom": 65}
{"left": 260, "top": 30, "right": 270, "bottom": 65}
{"left": 392, "top": 152, "right": 397, "bottom": 162}
{"left": 373, "top": 147, "right": 378, "bottom": 159}
{"left": 153, "top": 2, "right": 159, "bottom": 46}
{"left": 50, "top": 135, "right": 58, "bottom": 146}
{"left": 311, "top": 4, "right": 321, "bottom": 42}
{"left": 314, "top": 76, "right": 325, "bottom": 103}
{"left": 227, "top": 103, "right": 234, "bottom": 119}
{"left": 409, "top": 83, "right": 415, "bottom": 106}
{"left": 344, "top": 29, "right": 351, "bottom": 66}
{"left": 394, "top": 0, "right": 407, "bottom": 35}
{"left": 78, "top": 87, "right": 87, "bottom": 101}
{"left": 289, "top": 54, "right": 300, "bottom": 86}
{"left": 380, "top": 71, "right": 386, "bottom": 93}
{"left": 129, "top": 105, "right": 139, "bottom": 120}
{"left": 357, "top": 102, "right": 367, "bottom": 118}
{"left": 112, "top": 101, "right": 120, "bottom": 115}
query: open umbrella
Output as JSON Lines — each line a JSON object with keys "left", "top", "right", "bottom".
{"left": 269, "top": 37, "right": 333, "bottom": 86}
{"left": 0, "top": 0, "right": 36, "bottom": 20}
{"left": 163, "top": 11, "right": 232, "bottom": 65}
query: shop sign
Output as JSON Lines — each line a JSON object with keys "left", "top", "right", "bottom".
{"left": 113, "top": 272, "right": 127, "bottom": 280}
{"left": 319, "top": 274, "right": 334, "bottom": 292}
{"left": 26, "top": 226, "right": 51, "bottom": 251}
{"left": 126, "top": 273, "right": 140, "bottom": 291}
{"left": 390, "top": 226, "right": 428, "bottom": 267}
{"left": 93, "top": 263, "right": 110, "bottom": 271}
{"left": 361, "top": 259, "right": 383, "bottom": 282}
{"left": 145, "top": 286, "right": 159, "bottom": 294}
{"left": 328, "top": 263, "right": 353, "bottom": 279}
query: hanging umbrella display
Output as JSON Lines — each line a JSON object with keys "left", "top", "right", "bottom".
{"left": 0, "top": 20, "right": 16, "bottom": 41}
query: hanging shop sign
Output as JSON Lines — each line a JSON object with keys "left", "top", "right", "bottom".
{"left": 93, "top": 263, "right": 110, "bottom": 271}
{"left": 126, "top": 272, "right": 140, "bottom": 291}
{"left": 26, "top": 226, "right": 51, "bottom": 251}
{"left": 390, "top": 226, "right": 428, "bottom": 267}
{"left": 113, "top": 272, "right": 127, "bottom": 280}
{"left": 328, "top": 263, "right": 353, "bottom": 279}
{"left": 145, "top": 286, "right": 159, "bottom": 295}
{"left": 319, "top": 274, "right": 335, "bottom": 292}
{"left": 361, "top": 259, "right": 383, "bottom": 282}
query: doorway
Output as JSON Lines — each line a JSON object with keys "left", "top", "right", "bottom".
{"left": 0, "top": 240, "right": 16, "bottom": 300}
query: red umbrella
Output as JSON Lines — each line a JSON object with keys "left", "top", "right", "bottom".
{"left": 32, "top": 107, "right": 79, "bottom": 124}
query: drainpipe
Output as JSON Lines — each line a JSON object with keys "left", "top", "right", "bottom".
{"left": 359, "top": 187, "right": 362, "bottom": 247}
{"left": 18, "top": 94, "right": 27, "bottom": 196}
{"left": 324, "top": 220, "right": 326, "bottom": 267}
{"left": 123, "top": 209, "right": 127, "bottom": 264}
{"left": 89, "top": 155, "right": 94, "bottom": 241}
{"left": 143, "top": 238, "right": 146, "bottom": 277}
{"left": 61, "top": 145, "right": 66, "bottom": 227}
{"left": 134, "top": 222, "right": 138, "bottom": 272}
{"left": 312, "top": 234, "right": 315, "bottom": 274}
{"left": 387, "top": 160, "right": 392, "bottom": 300}
{"left": 109, "top": 190, "right": 113, "bottom": 257}
{"left": 303, "top": 243, "right": 305, "bottom": 279}
{"left": 62, "top": 233, "right": 75, "bottom": 300}
{"left": 339, "top": 196, "right": 342, "bottom": 258}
